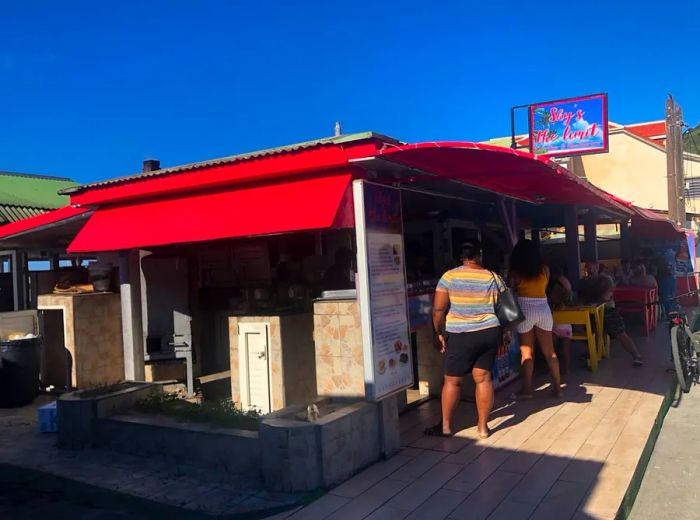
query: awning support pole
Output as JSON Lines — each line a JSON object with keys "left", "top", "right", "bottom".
{"left": 583, "top": 210, "right": 599, "bottom": 263}
{"left": 565, "top": 207, "right": 581, "bottom": 291}
{"left": 120, "top": 250, "right": 146, "bottom": 381}
{"left": 620, "top": 219, "right": 631, "bottom": 260}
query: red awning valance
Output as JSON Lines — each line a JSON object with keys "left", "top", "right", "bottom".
{"left": 602, "top": 191, "right": 685, "bottom": 239}
{"left": 68, "top": 173, "right": 353, "bottom": 253}
{"left": 0, "top": 206, "right": 92, "bottom": 249}
{"left": 630, "top": 206, "right": 685, "bottom": 239}
{"left": 375, "top": 142, "right": 633, "bottom": 212}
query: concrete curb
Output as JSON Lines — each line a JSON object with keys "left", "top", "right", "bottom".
{"left": 614, "top": 375, "right": 677, "bottom": 520}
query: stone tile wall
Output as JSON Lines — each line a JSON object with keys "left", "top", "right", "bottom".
{"left": 313, "top": 300, "right": 365, "bottom": 398}
{"left": 229, "top": 315, "right": 282, "bottom": 409}
{"left": 415, "top": 326, "right": 443, "bottom": 396}
{"left": 229, "top": 313, "right": 316, "bottom": 412}
{"left": 38, "top": 293, "right": 124, "bottom": 389}
{"left": 280, "top": 313, "right": 317, "bottom": 407}
{"left": 416, "top": 325, "right": 478, "bottom": 399}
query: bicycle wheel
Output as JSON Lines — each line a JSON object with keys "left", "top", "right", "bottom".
{"left": 671, "top": 325, "right": 695, "bottom": 393}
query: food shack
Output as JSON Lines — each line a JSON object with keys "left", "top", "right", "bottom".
{"left": 0, "top": 132, "right": 641, "bottom": 414}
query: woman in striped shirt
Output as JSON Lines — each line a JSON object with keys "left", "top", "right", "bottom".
{"left": 428, "top": 240, "right": 505, "bottom": 439}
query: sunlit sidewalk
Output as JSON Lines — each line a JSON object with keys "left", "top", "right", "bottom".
{"left": 287, "top": 326, "right": 674, "bottom": 520}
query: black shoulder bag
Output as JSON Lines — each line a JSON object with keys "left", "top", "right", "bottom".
{"left": 490, "top": 272, "right": 525, "bottom": 331}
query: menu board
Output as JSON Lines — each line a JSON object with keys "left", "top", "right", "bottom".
{"left": 354, "top": 180, "right": 414, "bottom": 401}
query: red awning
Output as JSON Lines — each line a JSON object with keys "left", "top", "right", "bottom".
{"left": 601, "top": 191, "right": 685, "bottom": 239}
{"left": 630, "top": 205, "right": 685, "bottom": 239}
{"left": 375, "top": 142, "right": 633, "bottom": 212}
{"left": 0, "top": 206, "right": 92, "bottom": 249}
{"left": 68, "top": 173, "right": 353, "bottom": 253}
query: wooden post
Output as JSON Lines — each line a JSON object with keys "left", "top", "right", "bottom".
{"left": 497, "top": 198, "right": 517, "bottom": 251}
{"left": 565, "top": 207, "right": 581, "bottom": 291}
{"left": 119, "top": 250, "right": 146, "bottom": 381}
{"left": 583, "top": 211, "right": 599, "bottom": 263}
{"left": 15, "top": 251, "right": 28, "bottom": 310}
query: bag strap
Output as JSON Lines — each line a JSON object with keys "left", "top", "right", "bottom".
{"left": 489, "top": 271, "right": 505, "bottom": 293}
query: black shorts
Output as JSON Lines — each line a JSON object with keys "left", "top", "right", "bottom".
{"left": 443, "top": 327, "right": 500, "bottom": 377}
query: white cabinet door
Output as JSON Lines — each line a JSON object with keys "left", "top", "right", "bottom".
{"left": 238, "top": 323, "right": 271, "bottom": 414}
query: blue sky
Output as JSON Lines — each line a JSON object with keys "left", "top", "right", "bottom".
{"left": 1, "top": 1, "right": 698, "bottom": 184}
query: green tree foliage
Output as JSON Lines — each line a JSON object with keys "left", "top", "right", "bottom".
{"left": 683, "top": 124, "right": 700, "bottom": 154}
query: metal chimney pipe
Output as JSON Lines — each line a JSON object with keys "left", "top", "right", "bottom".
{"left": 142, "top": 159, "right": 160, "bottom": 173}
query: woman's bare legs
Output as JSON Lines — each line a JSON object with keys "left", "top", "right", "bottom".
{"left": 535, "top": 327, "right": 562, "bottom": 396}
{"left": 441, "top": 375, "right": 463, "bottom": 435}
{"left": 472, "top": 367, "right": 494, "bottom": 437}
{"left": 517, "top": 329, "right": 535, "bottom": 397}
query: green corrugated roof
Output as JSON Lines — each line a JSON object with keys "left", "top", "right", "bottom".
{"left": 0, "top": 205, "right": 45, "bottom": 224}
{"left": 0, "top": 171, "right": 77, "bottom": 208}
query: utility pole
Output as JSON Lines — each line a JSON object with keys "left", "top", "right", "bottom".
{"left": 666, "top": 95, "right": 686, "bottom": 226}
{"left": 674, "top": 101, "right": 686, "bottom": 227}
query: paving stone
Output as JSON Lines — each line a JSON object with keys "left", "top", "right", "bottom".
{"left": 448, "top": 470, "right": 522, "bottom": 520}
{"left": 326, "top": 478, "right": 408, "bottom": 520}
{"left": 386, "top": 462, "right": 462, "bottom": 511}
{"left": 288, "top": 493, "right": 352, "bottom": 519}
{"left": 331, "top": 454, "right": 413, "bottom": 498}
{"left": 404, "top": 488, "right": 467, "bottom": 520}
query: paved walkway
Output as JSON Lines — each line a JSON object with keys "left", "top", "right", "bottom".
{"left": 0, "top": 397, "right": 303, "bottom": 517}
{"left": 0, "top": 326, "right": 674, "bottom": 519}
{"left": 629, "top": 377, "right": 700, "bottom": 520}
{"left": 286, "top": 327, "right": 674, "bottom": 520}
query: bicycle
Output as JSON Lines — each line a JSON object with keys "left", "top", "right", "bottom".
{"left": 667, "top": 290, "right": 700, "bottom": 393}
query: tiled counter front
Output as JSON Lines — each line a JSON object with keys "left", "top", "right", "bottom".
{"left": 38, "top": 292, "right": 124, "bottom": 388}
{"left": 229, "top": 313, "right": 316, "bottom": 412}
{"left": 415, "top": 326, "right": 443, "bottom": 396}
{"left": 313, "top": 300, "right": 365, "bottom": 398}
{"left": 415, "top": 326, "right": 478, "bottom": 399}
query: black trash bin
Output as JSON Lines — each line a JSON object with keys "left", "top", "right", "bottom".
{"left": 0, "top": 337, "right": 42, "bottom": 408}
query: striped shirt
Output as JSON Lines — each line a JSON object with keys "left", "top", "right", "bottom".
{"left": 436, "top": 266, "right": 505, "bottom": 333}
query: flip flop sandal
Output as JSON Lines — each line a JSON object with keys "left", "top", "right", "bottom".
{"left": 424, "top": 424, "right": 452, "bottom": 437}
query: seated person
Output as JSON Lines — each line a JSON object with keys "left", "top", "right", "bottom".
{"left": 614, "top": 260, "right": 632, "bottom": 286}
{"left": 628, "top": 262, "right": 658, "bottom": 288}
{"left": 580, "top": 264, "right": 643, "bottom": 366}
{"left": 547, "top": 266, "right": 573, "bottom": 375}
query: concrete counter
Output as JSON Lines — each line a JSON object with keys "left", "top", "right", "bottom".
{"left": 38, "top": 292, "right": 123, "bottom": 389}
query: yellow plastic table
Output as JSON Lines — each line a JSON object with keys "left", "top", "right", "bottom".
{"left": 552, "top": 304, "right": 606, "bottom": 371}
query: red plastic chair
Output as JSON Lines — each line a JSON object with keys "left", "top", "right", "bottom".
{"left": 614, "top": 286, "right": 656, "bottom": 335}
